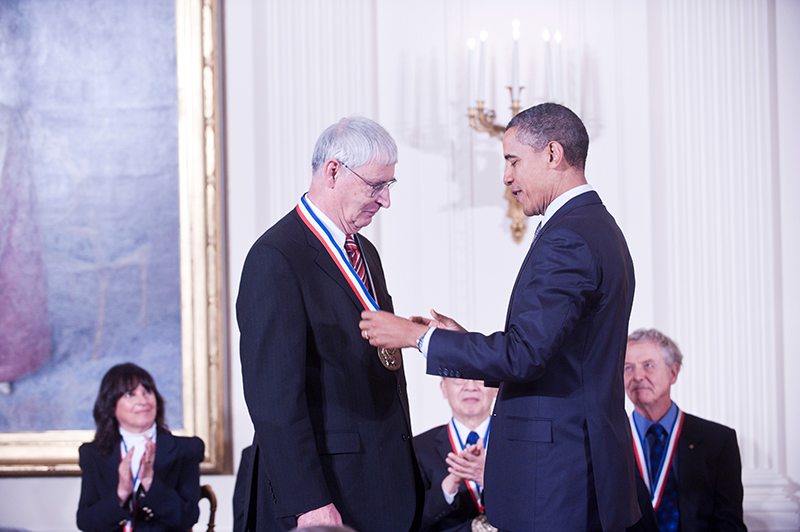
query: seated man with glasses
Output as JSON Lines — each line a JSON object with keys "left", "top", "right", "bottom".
{"left": 236, "top": 116, "right": 423, "bottom": 532}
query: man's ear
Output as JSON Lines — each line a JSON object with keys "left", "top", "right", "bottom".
{"left": 548, "top": 141, "right": 565, "bottom": 167}
{"left": 322, "top": 159, "right": 340, "bottom": 188}
{"left": 669, "top": 363, "right": 681, "bottom": 385}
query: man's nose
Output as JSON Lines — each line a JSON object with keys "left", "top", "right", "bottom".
{"left": 503, "top": 168, "right": 513, "bottom": 186}
{"left": 376, "top": 188, "right": 391, "bottom": 208}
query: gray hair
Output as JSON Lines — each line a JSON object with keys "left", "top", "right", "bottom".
{"left": 627, "top": 328, "right": 683, "bottom": 368}
{"left": 311, "top": 116, "right": 397, "bottom": 175}
{"left": 506, "top": 103, "right": 589, "bottom": 170}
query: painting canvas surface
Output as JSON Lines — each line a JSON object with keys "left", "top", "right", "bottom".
{"left": 0, "top": 0, "right": 183, "bottom": 433}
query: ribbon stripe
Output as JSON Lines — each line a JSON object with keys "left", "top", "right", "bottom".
{"left": 446, "top": 418, "right": 490, "bottom": 513}
{"left": 296, "top": 196, "right": 379, "bottom": 311}
{"left": 630, "top": 410, "right": 684, "bottom": 510}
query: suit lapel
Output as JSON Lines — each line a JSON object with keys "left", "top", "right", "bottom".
{"left": 154, "top": 430, "right": 177, "bottom": 471}
{"left": 291, "top": 210, "right": 366, "bottom": 312}
{"left": 360, "top": 238, "right": 391, "bottom": 311}
{"left": 436, "top": 425, "right": 453, "bottom": 462}
{"left": 503, "top": 191, "right": 602, "bottom": 329}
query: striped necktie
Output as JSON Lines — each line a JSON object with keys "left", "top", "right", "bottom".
{"left": 345, "top": 234, "right": 369, "bottom": 290}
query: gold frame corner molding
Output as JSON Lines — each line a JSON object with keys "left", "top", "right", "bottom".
{"left": 0, "top": 0, "right": 230, "bottom": 477}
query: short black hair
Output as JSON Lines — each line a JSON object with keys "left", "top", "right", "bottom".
{"left": 506, "top": 103, "right": 589, "bottom": 170}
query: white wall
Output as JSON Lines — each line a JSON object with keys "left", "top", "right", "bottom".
{"left": 1, "top": 0, "right": 798, "bottom": 530}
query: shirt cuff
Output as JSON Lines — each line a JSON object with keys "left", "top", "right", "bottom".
{"left": 442, "top": 484, "right": 457, "bottom": 505}
{"left": 419, "top": 327, "right": 436, "bottom": 359}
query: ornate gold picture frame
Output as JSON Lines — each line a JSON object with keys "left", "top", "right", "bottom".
{"left": 0, "top": 0, "right": 229, "bottom": 475}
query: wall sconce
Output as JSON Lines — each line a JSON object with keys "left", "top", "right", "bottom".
{"left": 466, "top": 22, "right": 527, "bottom": 243}
{"left": 466, "top": 22, "right": 572, "bottom": 244}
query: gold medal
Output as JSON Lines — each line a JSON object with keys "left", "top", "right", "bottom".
{"left": 471, "top": 514, "right": 497, "bottom": 532}
{"left": 378, "top": 347, "right": 401, "bottom": 371}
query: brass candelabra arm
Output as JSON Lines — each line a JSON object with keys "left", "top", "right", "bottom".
{"left": 469, "top": 102, "right": 505, "bottom": 137}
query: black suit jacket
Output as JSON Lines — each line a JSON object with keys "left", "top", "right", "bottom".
{"left": 428, "top": 191, "right": 640, "bottom": 531}
{"left": 236, "top": 208, "right": 423, "bottom": 532}
{"left": 415, "top": 424, "right": 482, "bottom": 532}
{"left": 76, "top": 430, "right": 204, "bottom": 532}
{"left": 627, "top": 413, "right": 746, "bottom": 532}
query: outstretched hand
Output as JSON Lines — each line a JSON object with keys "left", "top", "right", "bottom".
{"left": 414, "top": 309, "right": 466, "bottom": 332}
{"left": 359, "top": 310, "right": 429, "bottom": 350}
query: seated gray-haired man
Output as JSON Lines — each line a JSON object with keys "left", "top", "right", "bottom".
{"left": 624, "top": 328, "right": 746, "bottom": 532}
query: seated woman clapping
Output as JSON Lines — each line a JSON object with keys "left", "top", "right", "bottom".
{"left": 77, "top": 363, "right": 204, "bottom": 532}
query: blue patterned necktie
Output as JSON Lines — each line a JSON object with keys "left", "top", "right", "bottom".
{"left": 533, "top": 221, "right": 543, "bottom": 243}
{"left": 465, "top": 431, "right": 479, "bottom": 446}
{"left": 647, "top": 423, "right": 680, "bottom": 532}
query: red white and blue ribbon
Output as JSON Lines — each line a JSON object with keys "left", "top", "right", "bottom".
{"left": 296, "top": 195, "right": 379, "bottom": 311}
{"left": 446, "top": 418, "right": 489, "bottom": 512}
{"left": 630, "top": 410, "right": 684, "bottom": 510}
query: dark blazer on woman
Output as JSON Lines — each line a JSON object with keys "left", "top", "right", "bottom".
{"left": 77, "top": 430, "right": 204, "bottom": 532}
{"left": 427, "top": 191, "right": 640, "bottom": 531}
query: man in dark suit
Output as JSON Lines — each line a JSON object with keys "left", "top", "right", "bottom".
{"left": 360, "top": 103, "right": 640, "bottom": 531}
{"left": 624, "top": 328, "right": 746, "bottom": 532}
{"left": 415, "top": 378, "right": 497, "bottom": 532}
{"left": 236, "top": 117, "right": 423, "bottom": 532}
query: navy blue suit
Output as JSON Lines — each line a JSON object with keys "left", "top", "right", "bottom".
{"left": 236, "top": 208, "right": 423, "bottom": 532}
{"left": 428, "top": 191, "right": 640, "bottom": 531}
{"left": 76, "top": 430, "right": 204, "bottom": 532}
{"left": 627, "top": 413, "right": 746, "bottom": 532}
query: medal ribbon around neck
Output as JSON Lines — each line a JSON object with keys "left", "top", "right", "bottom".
{"left": 296, "top": 196, "right": 379, "bottom": 311}
{"left": 446, "top": 418, "right": 490, "bottom": 512}
{"left": 630, "top": 409, "right": 684, "bottom": 510}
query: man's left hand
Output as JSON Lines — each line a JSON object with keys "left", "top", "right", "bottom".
{"left": 359, "top": 310, "right": 428, "bottom": 350}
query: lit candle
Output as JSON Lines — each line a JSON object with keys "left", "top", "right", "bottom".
{"left": 467, "top": 38, "right": 476, "bottom": 105}
{"left": 512, "top": 20, "right": 520, "bottom": 101}
{"left": 477, "top": 30, "right": 488, "bottom": 102}
{"left": 542, "top": 29, "right": 553, "bottom": 101}
{"left": 554, "top": 31, "right": 563, "bottom": 103}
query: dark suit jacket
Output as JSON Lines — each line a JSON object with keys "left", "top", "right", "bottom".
{"left": 236, "top": 208, "right": 423, "bottom": 532}
{"left": 428, "top": 191, "right": 640, "bottom": 532}
{"left": 415, "top": 424, "right": 482, "bottom": 532}
{"left": 76, "top": 430, "right": 204, "bottom": 532}
{"left": 627, "top": 413, "right": 746, "bottom": 532}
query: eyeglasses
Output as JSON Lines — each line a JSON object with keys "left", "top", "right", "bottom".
{"left": 339, "top": 160, "right": 397, "bottom": 198}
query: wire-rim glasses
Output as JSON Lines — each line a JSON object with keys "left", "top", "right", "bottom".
{"left": 339, "top": 160, "right": 397, "bottom": 198}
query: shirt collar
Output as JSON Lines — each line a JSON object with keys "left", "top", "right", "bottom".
{"left": 119, "top": 422, "right": 157, "bottom": 443}
{"left": 452, "top": 415, "right": 491, "bottom": 447}
{"left": 632, "top": 401, "right": 679, "bottom": 441}
{"left": 303, "top": 193, "right": 346, "bottom": 248}
{"left": 540, "top": 184, "right": 594, "bottom": 230}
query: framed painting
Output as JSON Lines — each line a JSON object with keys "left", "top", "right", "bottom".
{"left": 0, "top": 0, "right": 229, "bottom": 475}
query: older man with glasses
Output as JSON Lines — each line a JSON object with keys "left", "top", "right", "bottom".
{"left": 236, "top": 117, "right": 423, "bottom": 532}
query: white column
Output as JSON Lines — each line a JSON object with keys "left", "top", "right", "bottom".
{"left": 649, "top": 1, "right": 798, "bottom": 529}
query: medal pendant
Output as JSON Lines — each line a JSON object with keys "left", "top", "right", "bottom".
{"left": 378, "top": 347, "right": 401, "bottom": 371}
{"left": 471, "top": 514, "right": 497, "bottom": 532}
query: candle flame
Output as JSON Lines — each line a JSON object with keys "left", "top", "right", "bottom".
{"left": 554, "top": 31, "right": 562, "bottom": 43}
{"left": 468, "top": 38, "right": 476, "bottom": 49}
{"left": 542, "top": 28, "right": 550, "bottom": 41}
{"left": 480, "top": 30, "right": 488, "bottom": 42}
